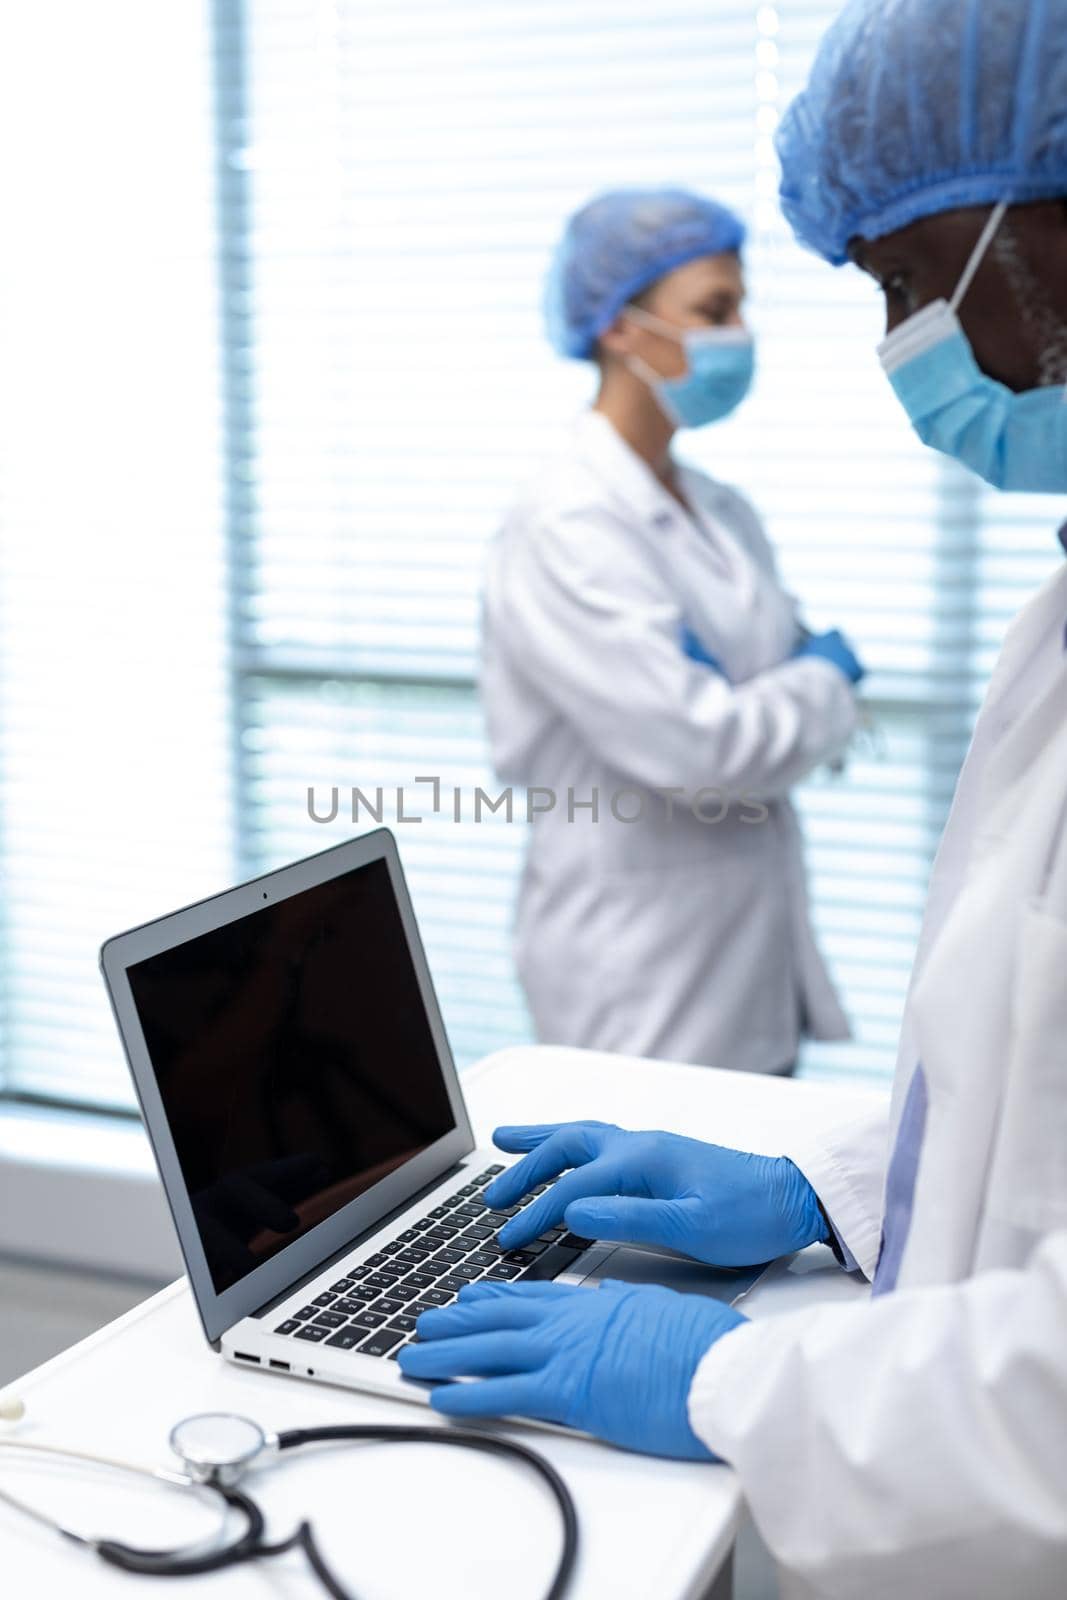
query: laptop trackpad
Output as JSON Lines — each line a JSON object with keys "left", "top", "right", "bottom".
{"left": 566, "top": 1245, "right": 766, "bottom": 1305}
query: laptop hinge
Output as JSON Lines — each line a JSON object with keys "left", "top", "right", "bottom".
{"left": 246, "top": 1158, "right": 470, "bottom": 1321}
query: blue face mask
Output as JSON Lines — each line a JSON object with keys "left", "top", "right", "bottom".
{"left": 877, "top": 202, "right": 1067, "bottom": 493}
{"left": 623, "top": 306, "right": 755, "bottom": 429}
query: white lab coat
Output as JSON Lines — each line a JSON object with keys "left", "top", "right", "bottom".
{"left": 689, "top": 555, "right": 1067, "bottom": 1596}
{"left": 480, "top": 412, "right": 859, "bottom": 1074}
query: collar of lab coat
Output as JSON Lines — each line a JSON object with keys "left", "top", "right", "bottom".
{"left": 568, "top": 408, "right": 797, "bottom": 673}
{"left": 889, "top": 561, "right": 1067, "bottom": 1140}
{"left": 572, "top": 409, "right": 728, "bottom": 529}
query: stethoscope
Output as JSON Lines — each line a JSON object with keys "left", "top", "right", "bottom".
{"left": 0, "top": 1398, "right": 578, "bottom": 1598}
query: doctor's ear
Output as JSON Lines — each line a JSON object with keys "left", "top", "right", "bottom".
{"left": 597, "top": 314, "right": 643, "bottom": 361}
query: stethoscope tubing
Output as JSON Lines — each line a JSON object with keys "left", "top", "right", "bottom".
{"left": 0, "top": 1438, "right": 229, "bottom": 1555}
{"left": 275, "top": 1423, "right": 579, "bottom": 1600}
{"left": 0, "top": 1420, "right": 579, "bottom": 1599}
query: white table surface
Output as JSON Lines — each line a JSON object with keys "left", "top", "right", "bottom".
{"left": 1, "top": 1045, "right": 886, "bottom": 1600}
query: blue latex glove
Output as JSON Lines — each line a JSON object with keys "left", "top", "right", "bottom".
{"left": 680, "top": 623, "right": 727, "bottom": 677}
{"left": 399, "top": 1278, "right": 744, "bottom": 1458}
{"left": 791, "top": 627, "right": 866, "bottom": 684}
{"left": 485, "top": 1122, "right": 828, "bottom": 1265}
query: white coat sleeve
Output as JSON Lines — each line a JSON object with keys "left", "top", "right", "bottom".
{"left": 783, "top": 1104, "right": 889, "bottom": 1278}
{"left": 491, "top": 508, "right": 859, "bottom": 800}
{"left": 688, "top": 1228, "right": 1067, "bottom": 1600}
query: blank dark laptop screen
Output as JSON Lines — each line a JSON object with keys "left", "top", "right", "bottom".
{"left": 126, "top": 857, "right": 456, "bottom": 1293}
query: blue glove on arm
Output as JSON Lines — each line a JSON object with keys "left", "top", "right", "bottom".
{"left": 485, "top": 1122, "right": 828, "bottom": 1265}
{"left": 791, "top": 627, "right": 866, "bottom": 685}
{"left": 680, "top": 623, "right": 727, "bottom": 677}
{"left": 398, "top": 1279, "right": 745, "bottom": 1458}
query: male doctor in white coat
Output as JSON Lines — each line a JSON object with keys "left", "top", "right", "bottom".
{"left": 481, "top": 187, "right": 865, "bottom": 1076}
{"left": 400, "top": 3, "right": 1067, "bottom": 1594}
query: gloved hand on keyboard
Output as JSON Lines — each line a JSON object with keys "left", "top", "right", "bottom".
{"left": 484, "top": 1122, "right": 828, "bottom": 1266}
{"left": 399, "top": 1278, "right": 744, "bottom": 1458}
{"left": 791, "top": 627, "right": 866, "bottom": 684}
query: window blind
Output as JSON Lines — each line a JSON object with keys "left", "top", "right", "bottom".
{"left": 1, "top": 1, "right": 1061, "bottom": 1110}
{"left": 232, "top": 0, "right": 1062, "bottom": 1085}
{"left": 230, "top": 0, "right": 762, "bottom": 1069}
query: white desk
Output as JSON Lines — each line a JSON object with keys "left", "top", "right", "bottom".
{"left": 1, "top": 1046, "right": 885, "bottom": 1600}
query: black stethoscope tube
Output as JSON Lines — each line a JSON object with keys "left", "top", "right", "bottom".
{"left": 276, "top": 1424, "right": 579, "bottom": 1600}
{"left": 94, "top": 1482, "right": 265, "bottom": 1575}
{"left": 92, "top": 1423, "right": 578, "bottom": 1600}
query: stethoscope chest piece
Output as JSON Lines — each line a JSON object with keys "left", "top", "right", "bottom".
{"left": 168, "top": 1413, "right": 270, "bottom": 1486}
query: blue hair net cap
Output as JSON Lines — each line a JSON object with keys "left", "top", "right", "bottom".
{"left": 776, "top": 0, "right": 1067, "bottom": 266}
{"left": 545, "top": 188, "right": 746, "bottom": 359}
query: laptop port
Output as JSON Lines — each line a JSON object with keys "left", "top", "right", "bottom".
{"left": 233, "top": 1351, "right": 260, "bottom": 1364}
{"left": 269, "top": 1359, "right": 290, "bottom": 1371}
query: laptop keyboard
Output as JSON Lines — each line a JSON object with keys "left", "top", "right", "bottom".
{"left": 270, "top": 1164, "right": 593, "bottom": 1362}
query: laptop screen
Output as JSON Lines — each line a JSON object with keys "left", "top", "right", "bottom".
{"left": 126, "top": 856, "right": 456, "bottom": 1293}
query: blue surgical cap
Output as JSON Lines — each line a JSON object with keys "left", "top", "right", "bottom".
{"left": 776, "top": 0, "right": 1067, "bottom": 266}
{"left": 545, "top": 188, "right": 746, "bottom": 359}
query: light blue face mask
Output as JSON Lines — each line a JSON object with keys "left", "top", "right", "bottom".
{"left": 877, "top": 201, "right": 1067, "bottom": 493}
{"left": 623, "top": 305, "right": 755, "bottom": 429}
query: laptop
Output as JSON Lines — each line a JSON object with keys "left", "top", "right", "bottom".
{"left": 101, "top": 828, "right": 763, "bottom": 1408}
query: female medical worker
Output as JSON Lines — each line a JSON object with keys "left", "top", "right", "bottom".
{"left": 402, "top": 4, "right": 1067, "bottom": 1596}
{"left": 480, "top": 188, "right": 866, "bottom": 1075}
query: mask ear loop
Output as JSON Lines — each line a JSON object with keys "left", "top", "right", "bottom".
{"left": 622, "top": 303, "right": 686, "bottom": 343}
{"left": 617, "top": 305, "right": 681, "bottom": 396}
{"left": 950, "top": 201, "right": 1008, "bottom": 315}
{"left": 947, "top": 202, "right": 1067, "bottom": 405}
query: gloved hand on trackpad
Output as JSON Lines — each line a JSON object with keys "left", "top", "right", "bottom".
{"left": 400, "top": 1277, "right": 744, "bottom": 1457}
{"left": 484, "top": 1121, "right": 828, "bottom": 1267}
